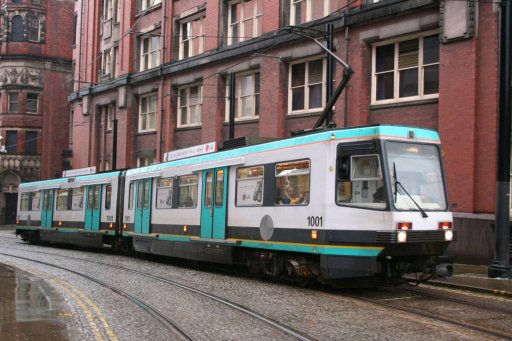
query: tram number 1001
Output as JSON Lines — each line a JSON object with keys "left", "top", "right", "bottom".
{"left": 307, "top": 216, "right": 323, "bottom": 227}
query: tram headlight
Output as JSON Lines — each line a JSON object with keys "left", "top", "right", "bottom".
{"left": 444, "top": 230, "right": 454, "bottom": 241}
{"left": 397, "top": 230, "right": 408, "bottom": 243}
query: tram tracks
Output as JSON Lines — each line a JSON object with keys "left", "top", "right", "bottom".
{"left": 343, "top": 286, "right": 512, "bottom": 340}
{"left": 0, "top": 244, "right": 316, "bottom": 341}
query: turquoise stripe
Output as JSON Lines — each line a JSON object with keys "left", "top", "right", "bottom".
{"left": 127, "top": 125, "right": 440, "bottom": 176}
{"left": 131, "top": 232, "right": 383, "bottom": 257}
{"left": 237, "top": 240, "right": 383, "bottom": 257}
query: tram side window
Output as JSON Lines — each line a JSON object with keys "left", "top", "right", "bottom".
{"left": 128, "top": 182, "right": 135, "bottom": 209}
{"left": 105, "top": 185, "right": 112, "bottom": 210}
{"left": 56, "top": 188, "right": 84, "bottom": 211}
{"left": 178, "top": 174, "right": 198, "bottom": 208}
{"left": 56, "top": 189, "right": 69, "bottom": 211}
{"left": 156, "top": 177, "right": 173, "bottom": 209}
{"left": 32, "top": 192, "right": 41, "bottom": 211}
{"left": 20, "top": 192, "right": 40, "bottom": 211}
{"left": 275, "top": 160, "right": 310, "bottom": 205}
{"left": 71, "top": 188, "right": 84, "bottom": 210}
{"left": 236, "top": 166, "right": 264, "bottom": 206}
{"left": 337, "top": 154, "right": 385, "bottom": 209}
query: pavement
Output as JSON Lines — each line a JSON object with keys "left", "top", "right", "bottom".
{"left": 430, "top": 263, "right": 512, "bottom": 297}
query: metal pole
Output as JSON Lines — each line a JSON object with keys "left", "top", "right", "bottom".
{"left": 489, "top": 0, "right": 512, "bottom": 278}
{"left": 112, "top": 118, "right": 117, "bottom": 170}
{"left": 326, "top": 24, "right": 335, "bottom": 127}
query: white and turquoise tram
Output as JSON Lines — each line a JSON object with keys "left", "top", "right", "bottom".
{"left": 16, "top": 125, "right": 454, "bottom": 286}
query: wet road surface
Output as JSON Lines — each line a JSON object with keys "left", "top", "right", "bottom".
{"left": 0, "top": 263, "right": 74, "bottom": 340}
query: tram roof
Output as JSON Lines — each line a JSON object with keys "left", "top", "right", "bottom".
{"left": 126, "top": 125, "right": 440, "bottom": 178}
{"left": 19, "top": 170, "right": 121, "bottom": 190}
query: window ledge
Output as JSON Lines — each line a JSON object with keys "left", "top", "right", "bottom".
{"left": 223, "top": 117, "right": 259, "bottom": 125}
{"left": 136, "top": 130, "right": 157, "bottom": 136}
{"left": 369, "top": 98, "right": 438, "bottom": 110}
{"left": 176, "top": 125, "right": 202, "bottom": 131}
{"left": 286, "top": 111, "right": 322, "bottom": 119}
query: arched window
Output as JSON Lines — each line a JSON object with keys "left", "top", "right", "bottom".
{"left": 10, "top": 16, "right": 24, "bottom": 42}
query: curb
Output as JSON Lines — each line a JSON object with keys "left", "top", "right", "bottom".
{"left": 427, "top": 279, "right": 512, "bottom": 298}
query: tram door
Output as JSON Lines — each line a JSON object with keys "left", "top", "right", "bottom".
{"left": 85, "top": 185, "right": 102, "bottom": 230}
{"left": 134, "top": 179, "right": 152, "bottom": 234}
{"left": 200, "top": 167, "right": 228, "bottom": 239}
{"left": 41, "top": 190, "right": 54, "bottom": 228}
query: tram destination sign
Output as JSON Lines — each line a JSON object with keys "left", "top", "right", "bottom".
{"left": 164, "top": 142, "right": 217, "bottom": 162}
{"left": 62, "top": 167, "right": 97, "bottom": 178}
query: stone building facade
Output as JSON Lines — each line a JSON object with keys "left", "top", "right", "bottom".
{"left": 0, "top": 0, "right": 74, "bottom": 224}
{"left": 70, "top": 0, "right": 502, "bottom": 263}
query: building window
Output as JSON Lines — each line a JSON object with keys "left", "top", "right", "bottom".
{"left": 137, "top": 155, "right": 155, "bottom": 167}
{"left": 138, "top": 93, "right": 157, "bottom": 132}
{"left": 226, "top": 71, "right": 260, "bottom": 121}
{"left": 27, "top": 93, "right": 39, "bottom": 113}
{"left": 179, "top": 15, "right": 205, "bottom": 60}
{"left": 114, "top": 0, "right": 121, "bottom": 23}
{"left": 10, "top": 15, "right": 24, "bottom": 42}
{"left": 6, "top": 131, "right": 18, "bottom": 153}
{"left": 8, "top": 93, "right": 19, "bottom": 112}
{"left": 28, "top": 16, "right": 40, "bottom": 42}
{"left": 139, "top": 35, "right": 160, "bottom": 71}
{"left": 178, "top": 85, "right": 202, "bottom": 127}
{"left": 139, "top": 0, "right": 161, "bottom": 12}
{"left": 228, "top": 0, "right": 262, "bottom": 45}
{"left": 289, "top": 58, "right": 325, "bottom": 114}
{"left": 102, "top": 49, "right": 112, "bottom": 75}
{"left": 104, "top": 0, "right": 113, "bottom": 20}
{"left": 113, "top": 46, "right": 119, "bottom": 77}
{"left": 372, "top": 32, "right": 440, "bottom": 104}
{"left": 101, "top": 104, "right": 115, "bottom": 131}
{"left": 25, "top": 131, "right": 38, "bottom": 154}
{"left": 290, "top": 0, "right": 330, "bottom": 25}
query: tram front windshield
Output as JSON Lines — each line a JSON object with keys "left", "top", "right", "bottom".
{"left": 386, "top": 141, "right": 447, "bottom": 211}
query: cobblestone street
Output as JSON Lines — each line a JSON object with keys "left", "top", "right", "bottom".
{"left": 1, "top": 231, "right": 510, "bottom": 340}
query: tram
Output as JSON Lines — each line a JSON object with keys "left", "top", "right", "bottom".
{"left": 16, "top": 125, "right": 454, "bottom": 286}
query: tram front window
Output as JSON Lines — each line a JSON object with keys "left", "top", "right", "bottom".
{"left": 386, "top": 142, "right": 447, "bottom": 211}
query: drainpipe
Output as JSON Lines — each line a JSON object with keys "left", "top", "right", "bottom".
{"left": 489, "top": 0, "right": 512, "bottom": 278}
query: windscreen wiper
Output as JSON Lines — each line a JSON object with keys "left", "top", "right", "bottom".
{"left": 393, "top": 162, "right": 428, "bottom": 218}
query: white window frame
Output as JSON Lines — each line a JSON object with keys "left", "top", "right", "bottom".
{"left": 140, "top": 0, "right": 161, "bottom": 12}
{"left": 288, "top": 58, "right": 326, "bottom": 115}
{"left": 104, "top": 0, "right": 113, "bottom": 20}
{"left": 27, "top": 15, "right": 40, "bottom": 42}
{"left": 102, "top": 104, "right": 115, "bottom": 131}
{"left": 179, "top": 14, "right": 205, "bottom": 60}
{"left": 177, "top": 84, "right": 203, "bottom": 128}
{"left": 137, "top": 155, "right": 155, "bottom": 167}
{"left": 139, "top": 34, "right": 160, "bottom": 71}
{"left": 371, "top": 30, "right": 440, "bottom": 105}
{"left": 102, "top": 48, "right": 112, "bottom": 75}
{"left": 138, "top": 93, "right": 157, "bottom": 132}
{"left": 290, "top": 0, "right": 330, "bottom": 25}
{"left": 8, "top": 93, "right": 19, "bottom": 112}
{"left": 227, "top": 0, "right": 263, "bottom": 46}
{"left": 225, "top": 71, "right": 260, "bottom": 121}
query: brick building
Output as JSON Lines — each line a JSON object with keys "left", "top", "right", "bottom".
{"left": 0, "top": 0, "right": 74, "bottom": 224}
{"left": 70, "top": 0, "right": 501, "bottom": 263}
